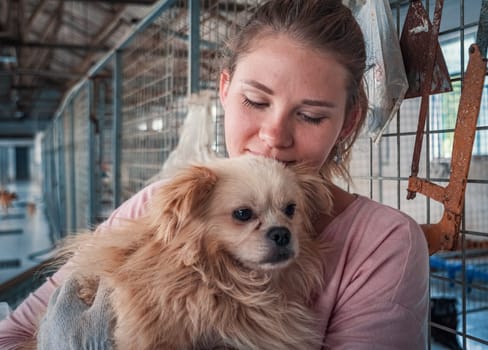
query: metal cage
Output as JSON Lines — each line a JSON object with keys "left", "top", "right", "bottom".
{"left": 39, "top": 0, "right": 488, "bottom": 348}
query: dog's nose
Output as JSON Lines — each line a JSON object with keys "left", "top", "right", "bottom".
{"left": 266, "top": 226, "right": 291, "bottom": 247}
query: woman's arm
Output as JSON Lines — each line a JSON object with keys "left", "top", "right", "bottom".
{"left": 0, "top": 180, "right": 163, "bottom": 349}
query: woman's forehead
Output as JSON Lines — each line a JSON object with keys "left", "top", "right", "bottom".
{"left": 233, "top": 35, "right": 349, "bottom": 102}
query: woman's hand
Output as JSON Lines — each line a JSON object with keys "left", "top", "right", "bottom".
{"left": 37, "top": 276, "right": 114, "bottom": 350}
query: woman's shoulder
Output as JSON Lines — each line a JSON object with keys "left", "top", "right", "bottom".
{"left": 323, "top": 194, "right": 427, "bottom": 254}
{"left": 332, "top": 194, "right": 420, "bottom": 230}
{"left": 319, "top": 194, "right": 429, "bottom": 302}
{"left": 100, "top": 178, "right": 168, "bottom": 228}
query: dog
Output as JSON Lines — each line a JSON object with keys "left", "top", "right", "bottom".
{"left": 0, "top": 189, "right": 18, "bottom": 214}
{"left": 28, "top": 155, "right": 332, "bottom": 349}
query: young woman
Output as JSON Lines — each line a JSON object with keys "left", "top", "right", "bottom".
{"left": 0, "top": 1, "right": 429, "bottom": 349}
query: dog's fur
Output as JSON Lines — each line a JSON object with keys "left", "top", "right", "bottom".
{"left": 30, "top": 155, "right": 332, "bottom": 349}
{"left": 0, "top": 189, "right": 18, "bottom": 214}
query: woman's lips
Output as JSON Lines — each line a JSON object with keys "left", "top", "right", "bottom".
{"left": 245, "top": 150, "right": 296, "bottom": 165}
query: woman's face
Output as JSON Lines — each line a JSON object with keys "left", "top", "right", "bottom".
{"left": 220, "top": 34, "right": 352, "bottom": 172}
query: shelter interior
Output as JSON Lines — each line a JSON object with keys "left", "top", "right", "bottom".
{"left": 0, "top": 1, "right": 487, "bottom": 349}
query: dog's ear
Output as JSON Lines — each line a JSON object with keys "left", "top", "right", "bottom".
{"left": 290, "top": 164, "right": 332, "bottom": 225}
{"left": 150, "top": 164, "right": 218, "bottom": 243}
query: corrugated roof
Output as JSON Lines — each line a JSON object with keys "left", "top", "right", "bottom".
{"left": 0, "top": 0, "right": 157, "bottom": 137}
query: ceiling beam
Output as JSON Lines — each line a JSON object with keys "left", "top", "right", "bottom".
{"left": 75, "top": 5, "right": 128, "bottom": 74}
{"left": 11, "top": 84, "right": 62, "bottom": 90}
{"left": 26, "top": 1, "right": 63, "bottom": 68}
{"left": 25, "top": 0, "right": 49, "bottom": 34}
{"left": 0, "top": 1, "right": 21, "bottom": 38}
{"left": 31, "top": 1, "right": 65, "bottom": 86}
{"left": 63, "top": 0, "right": 156, "bottom": 4}
{"left": 0, "top": 120, "right": 50, "bottom": 137}
{"left": 17, "top": 0, "right": 25, "bottom": 42}
{"left": 0, "top": 1, "right": 10, "bottom": 35}
{"left": 61, "top": 7, "right": 100, "bottom": 38}
{"left": 9, "top": 68, "right": 84, "bottom": 80}
{"left": 0, "top": 38, "right": 110, "bottom": 51}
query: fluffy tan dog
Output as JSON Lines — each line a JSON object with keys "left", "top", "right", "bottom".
{"left": 38, "top": 155, "right": 332, "bottom": 349}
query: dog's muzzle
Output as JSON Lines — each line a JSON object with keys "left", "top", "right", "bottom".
{"left": 267, "top": 226, "right": 291, "bottom": 247}
{"left": 264, "top": 226, "right": 295, "bottom": 264}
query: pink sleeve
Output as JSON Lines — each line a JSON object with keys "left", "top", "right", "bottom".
{"left": 0, "top": 180, "right": 163, "bottom": 349}
{"left": 98, "top": 180, "right": 163, "bottom": 229}
{"left": 318, "top": 198, "right": 430, "bottom": 349}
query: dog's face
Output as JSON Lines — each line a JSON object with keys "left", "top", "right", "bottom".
{"left": 153, "top": 155, "right": 330, "bottom": 272}
{"left": 207, "top": 158, "right": 309, "bottom": 270}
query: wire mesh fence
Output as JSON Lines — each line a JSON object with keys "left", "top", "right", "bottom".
{"left": 120, "top": 1, "right": 188, "bottom": 200}
{"left": 38, "top": 0, "right": 487, "bottom": 348}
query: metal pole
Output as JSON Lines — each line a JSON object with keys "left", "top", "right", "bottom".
{"left": 88, "top": 79, "right": 96, "bottom": 227}
{"left": 112, "top": 50, "right": 122, "bottom": 209}
{"left": 69, "top": 100, "right": 77, "bottom": 232}
{"left": 188, "top": 0, "right": 201, "bottom": 94}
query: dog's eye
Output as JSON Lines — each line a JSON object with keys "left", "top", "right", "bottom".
{"left": 232, "top": 208, "right": 253, "bottom": 222}
{"left": 284, "top": 203, "right": 296, "bottom": 218}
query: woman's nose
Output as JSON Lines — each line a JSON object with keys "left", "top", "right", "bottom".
{"left": 258, "top": 113, "right": 293, "bottom": 149}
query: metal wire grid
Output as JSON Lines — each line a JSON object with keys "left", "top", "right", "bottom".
{"left": 72, "top": 85, "right": 91, "bottom": 230}
{"left": 348, "top": 97, "right": 488, "bottom": 348}
{"left": 198, "top": 0, "right": 262, "bottom": 156}
{"left": 0, "top": 146, "right": 8, "bottom": 186}
{"left": 119, "top": 0, "right": 189, "bottom": 201}
{"left": 35, "top": 0, "right": 487, "bottom": 347}
{"left": 40, "top": 128, "right": 54, "bottom": 234}
{"left": 62, "top": 107, "right": 75, "bottom": 235}
{"left": 48, "top": 116, "right": 66, "bottom": 241}
{"left": 42, "top": 81, "right": 108, "bottom": 234}
{"left": 93, "top": 77, "right": 114, "bottom": 223}
{"left": 352, "top": 1, "right": 488, "bottom": 348}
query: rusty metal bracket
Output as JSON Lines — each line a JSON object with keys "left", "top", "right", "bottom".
{"left": 406, "top": 0, "right": 446, "bottom": 182}
{"left": 400, "top": 0, "right": 452, "bottom": 99}
{"left": 407, "top": 44, "right": 487, "bottom": 254}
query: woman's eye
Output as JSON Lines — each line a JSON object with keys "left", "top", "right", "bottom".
{"left": 298, "top": 112, "right": 325, "bottom": 125}
{"left": 232, "top": 208, "right": 254, "bottom": 222}
{"left": 242, "top": 96, "right": 268, "bottom": 109}
{"left": 284, "top": 203, "right": 296, "bottom": 218}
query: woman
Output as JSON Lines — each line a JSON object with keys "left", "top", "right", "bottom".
{"left": 0, "top": 0, "right": 429, "bottom": 349}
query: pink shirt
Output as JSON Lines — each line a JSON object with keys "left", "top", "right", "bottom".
{"left": 0, "top": 181, "right": 429, "bottom": 349}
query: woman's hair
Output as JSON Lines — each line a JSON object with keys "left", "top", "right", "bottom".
{"left": 220, "top": 0, "right": 368, "bottom": 182}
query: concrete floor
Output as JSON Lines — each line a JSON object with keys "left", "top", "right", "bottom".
{"left": 0, "top": 180, "right": 53, "bottom": 285}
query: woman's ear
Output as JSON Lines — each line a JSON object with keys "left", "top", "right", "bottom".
{"left": 219, "top": 70, "right": 231, "bottom": 107}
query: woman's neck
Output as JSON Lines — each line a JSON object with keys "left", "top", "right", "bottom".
{"left": 314, "top": 183, "right": 357, "bottom": 233}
